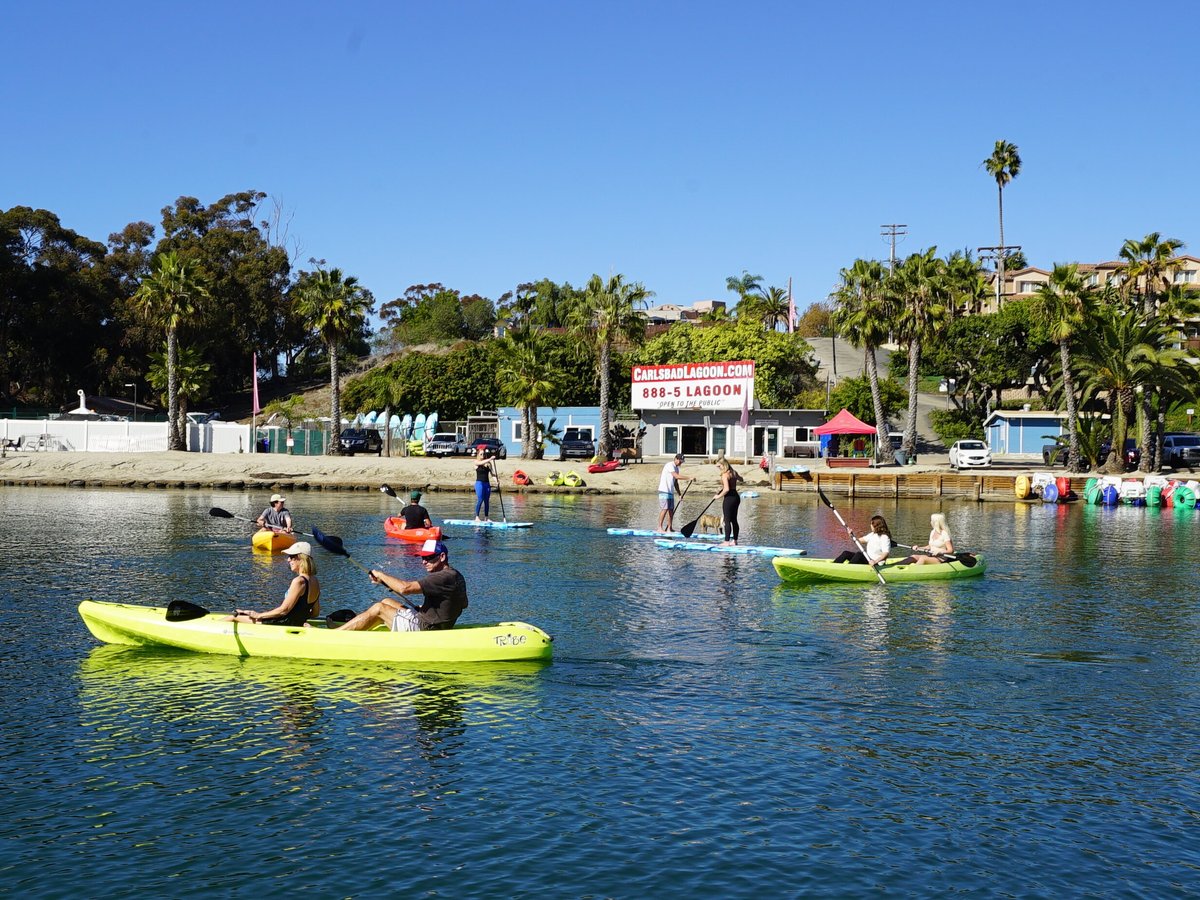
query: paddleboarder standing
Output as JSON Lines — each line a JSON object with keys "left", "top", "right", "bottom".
{"left": 656, "top": 453, "right": 694, "bottom": 533}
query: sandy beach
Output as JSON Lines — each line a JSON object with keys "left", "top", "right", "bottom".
{"left": 0, "top": 450, "right": 777, "bottom": 495}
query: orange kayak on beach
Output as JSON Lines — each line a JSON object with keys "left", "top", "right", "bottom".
{"left": 383, "top": 519, "right": 443, "bottom": 542}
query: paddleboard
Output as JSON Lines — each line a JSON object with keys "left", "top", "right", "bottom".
{"left": 400, "top": 413, "right": 413, "bottom": 438}
{"left": 365, "top": 410, "right": 378, "bottom": 425}
{"left": 426, "top": 411, "right": 439, "bottom": 440}
{"left": 413, "top": 413, "right": 426, "bottom": 442}
{"left": 442, "top": 519, "right": 534, "bottom": 529}
{"left": 653, "top": 539, "right": 806, "bottom": 557}
{"left": 607, "top": 528, "right": 721, "bottom": 541}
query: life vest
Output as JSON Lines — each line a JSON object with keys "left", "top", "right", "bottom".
{"left": 512, "top": 470, "right": 531, "bottom": 486}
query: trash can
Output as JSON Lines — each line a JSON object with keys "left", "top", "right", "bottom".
{"left": 893, "top": 450, "right": 908, "bottom": 466}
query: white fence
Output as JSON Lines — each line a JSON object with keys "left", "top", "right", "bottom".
{"left": 1, "top": 419, "right": 253, "bottom": 454}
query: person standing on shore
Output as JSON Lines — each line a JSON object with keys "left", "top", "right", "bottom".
{"left": 473, "top": 446, "right": 493, "bottom": 522}
{"left": 336, "top": 539, "right": 467, "bottom": 632}
{"left": 256, "top": 493, "right": 293, "bottom": 533}
{"left": 656, "top": 452, "right": 694, "bottom": 532}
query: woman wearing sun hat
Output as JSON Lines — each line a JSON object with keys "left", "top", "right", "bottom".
{"left": 336, "top": 539, "right": 468, "bottom": 632}
{"left": 228, "top": 542, "right": 321, "bottom": 626}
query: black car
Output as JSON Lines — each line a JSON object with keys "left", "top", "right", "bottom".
{"left": 559, "top": 428, "right": 596, "bottom": 459}
{"left": 339, "top": 428, "right": 383, "bottom": 456}
{"left": 473, "top": 437, "right": 507, "bottom": 460}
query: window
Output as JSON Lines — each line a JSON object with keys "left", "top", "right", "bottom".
{"left": 1086, "top": 273, "right": 1098, "bottom": 287}
{"left": 1174, "top": 270, "right": 1196, "bottom": 284}
{"left": 712, "top": 426, "right": 728, "bottom": 455}
{"left": 512, "top": 422, "right": 522, "bottom": 441}
{"left": 1018, "top": 281, "right": 1037, "bottom": 293}
{"left": 662, "top": 426, "right": 679, "bottom": 456}
{"left": 794, "top": 426, "right": 814, "bottom": 442}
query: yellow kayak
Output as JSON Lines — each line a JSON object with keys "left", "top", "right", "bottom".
{"left": 251, "top": 529, "right": 296, "bottom": 553}
{"left": 78, "top": 600, "right": 553, "bottom": 664}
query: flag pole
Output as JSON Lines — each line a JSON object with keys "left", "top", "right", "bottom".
{"left": 251, "top": 352, "right": 260, "bottom": 454}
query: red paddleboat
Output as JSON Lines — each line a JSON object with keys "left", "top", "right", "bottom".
{"left": 383, "top": 519, "right": 443, "bottom": 542}
{"left": 587, "top": 460, "right": 622, "bottom": 474}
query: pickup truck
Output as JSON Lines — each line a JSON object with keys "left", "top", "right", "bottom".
{"left": 426, "top": 432, "right": 468, "bottom": 458}
{"left": 1162, "top": 433, "right": 1200, "bottom": 468}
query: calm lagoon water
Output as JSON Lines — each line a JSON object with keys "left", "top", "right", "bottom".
{"left": 1, "top": 485, "right": 1198, "bottom": 896}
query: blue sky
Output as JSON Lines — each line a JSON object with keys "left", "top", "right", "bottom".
{"left": 5, "top": 0, "right": 1196, "bottom": 318}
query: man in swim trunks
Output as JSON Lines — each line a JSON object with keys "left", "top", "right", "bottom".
{"left": 656, "top": 453, "right": 694, "bottom": 532}
{"left": 336, "top": 539, "right": 467, "bottom": 632}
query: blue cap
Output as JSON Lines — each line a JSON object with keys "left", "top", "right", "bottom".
{"left": 419, "top": 539, "right": 448, "bottom": 557}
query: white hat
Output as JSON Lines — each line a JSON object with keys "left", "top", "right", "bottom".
{"left": 270, "top": 493, "right": 286, "bottom": 503}
{"left": 282, "top": 541, "right": 311, "bottom": 556}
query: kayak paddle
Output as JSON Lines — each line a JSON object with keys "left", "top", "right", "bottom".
{"left": 816, "top": 487, "right": 886, "bottom": 585}
{"left": 165, "top": 597, "right": 356, "bottom": 629}
{"left": 892, "top": 542, "right": 978, "bottom": 567}
{"left": 311, "top": 526, "right": 419, "bottom": 611}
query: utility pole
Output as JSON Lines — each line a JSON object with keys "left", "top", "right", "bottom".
{"left": 880, "top": 224, "right": 907, "bottom": 270}
{"left": 978, "top": 244, "right": 1021, "bottom": 311}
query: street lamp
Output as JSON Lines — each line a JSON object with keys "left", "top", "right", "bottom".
{"left": 124, "top": 383, "right": 137, "bottom": 422}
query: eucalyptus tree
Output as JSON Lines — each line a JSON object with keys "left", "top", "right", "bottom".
{"left": 496, "top": 328, "right": 566, "bottom": 459}
{"left": 1034, "top": 264, "right": 1096, "bottom": 472}
{"left": 832, "top": 259, "right": 894, "bottom": 458}
{"left": 1118, "top": 232, "right": 1185, "bottom": 314}
{"left": 293, "top": 267, "right": 374, "bottom": 455}
{"left": 890, "top": 248, "right": 947, "bottom": 459}
{"left": 571, "top": 274, "right": 653, "bottom": 458}
{"left": 132, "top": 251, "right": 211, "bottom": 450}
{"left": 983, "top": 140, "right": 1022, "bottom": 305}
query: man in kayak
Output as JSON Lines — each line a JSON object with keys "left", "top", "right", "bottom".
{"left": 336, "top": 539, "right": 468, "bottom": 632}
{"left": 656, "top": 453, "right": 694, "bottom": 532}
{"left": 256, "top": 493, "right": 293, "bottom": 533}
{"left": 398, "top": 490, "right": 433, "bottom": 529}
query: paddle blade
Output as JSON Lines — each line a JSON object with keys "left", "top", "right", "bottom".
{"left": 325, "top": 608, "right": 356, "bottom": 628}
{"left": 379, "top": 484, "right": 397, "bottom": 498}
{"left": 209, "top": 507, "right": 235, "bottom": 519}
{"left": 950, "top": 553, "right": 978, "bottom": 568}
{"left": 816, "top": 488, "right": 834, "bottom": 509}
{"left": 679, "top": 518, "right": 699, "bottom": 539}
{"left": 312, "top": 526, "right": 349, "bottom": 558}
{"left": 166, "top": 599, "right": 211, "bottom": 621}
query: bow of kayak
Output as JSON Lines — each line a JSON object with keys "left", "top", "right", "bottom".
{"left": 251, "top": 529, "right": 296, "bottom": 553}
{"left": 773, "top": 555, "right": 987, "bottom": 583}
{"left": 383, "top": 520, "right": 443, "bottom": 542}
{"left": 78, "top": 601, "right": 553, "bottom": 663}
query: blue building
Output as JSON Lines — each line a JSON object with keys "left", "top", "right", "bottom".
{"left": 984, "top": 410, "right": 1067, "bottom": 455}
{"left": 496, "top": 407, "right": 604, "bottom": 459}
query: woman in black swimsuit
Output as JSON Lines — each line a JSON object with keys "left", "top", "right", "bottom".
{"left": 228, "top": 542, "right": 321, "bottom": 626}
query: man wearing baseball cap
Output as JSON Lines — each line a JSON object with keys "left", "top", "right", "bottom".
{"left": 255, "top": 493, "right": 293, "bottom": 533}
{"left": 336, "top": 538, "right": 468, "bottom": 632}
{"left": 397, "top": 489, "right": 433, "bottom": 530}
{"left": 655, "top": 452, "right": 694, "bottom": 533}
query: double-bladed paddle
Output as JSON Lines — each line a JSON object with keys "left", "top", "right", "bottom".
{"left": 892, "top": 542, "right": 979, "bottom": 567}
{"left": 311, "top": 526, "right": 419, "bottom": 611}
{"left": 816, "top": 487, "right": 886, "bottom": 585}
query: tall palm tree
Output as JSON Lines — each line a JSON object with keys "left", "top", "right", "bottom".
{"left": 293, "top": 268, "right": 374, "bottom": 455}
{"left": 832, "top": 259, "right": 893, "bottom": 459}
{"left": 944, "top": 250, "right": 989, "bottom": 318}
{"left": 132, "top": 251, "right": 211, "bottom": 450}
{"left": 1034, "top": 264, "right": 1095, "bottom": 472}
{"left": 147, "top": 343, "right": 212, "bottom": 443}
{"left": 571, "top": 274, "right": 653, "bottom": 458}
{"left": 983, "top": 140, "right": 1022, "bottom": 306}
{"left": 725, "top": 270, "right": 764, "bottom": 301}
{"left": 755, "top": 286, "right": 792, "bottom": 331}
{"left": 1118, "top": 232, "right": 1185, "bottom": 315}
{"left": 496, "top": 328, "right": 565, "bottom": 459}
{"left": 891, "top": 248, "right": 947, "bottom": 459}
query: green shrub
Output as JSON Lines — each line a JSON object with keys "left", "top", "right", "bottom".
{"left": 930, "top": 408, "right": 982, "bottom": 444}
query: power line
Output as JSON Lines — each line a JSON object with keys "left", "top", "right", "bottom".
{"left": 880, "top": 224, "right": 907, "bottom": 270}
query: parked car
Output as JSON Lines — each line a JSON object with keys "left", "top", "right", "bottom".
{"left": 1162, "top": 433, "right": 1200, "bottom": 468}
{"left": 473, "top": 437, "right": 507, "bottom": 460}
{"left": 1043, "top": 437, "right": 1140, "bottom": 470}
{"left": 186, "top": 411, "right": 221, "bottom": 425}
{"left": 426, "top": 432, "right": 468, "bottom": 458}
{"left": 559, "top": 428, "right": 596, "bottom": 459}
{"left": 948, "top": 439, "right": 991, "bottom": 469}
{"left": 339, "top": 428, "right": 383, "bottom": 456}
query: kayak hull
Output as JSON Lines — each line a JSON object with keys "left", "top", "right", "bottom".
{"left": 587, "top": 460, "right": 622, "bottom": 474}
{"left": 251, "top": 529, "right": 296, "bottom": 553}
{"left": 442, "top": 519, "right": 533, "bottom": 529}
{"left": 773, "top": 555, "right": 987, "bottom": 583}
{"left": 654, "top": 539, "right": 806, "bottom": 557}
{"left": 78, "top": 601, "right": 553, "bottom": 663}
{"left": 382, "top": 519, "right": 443, "bottom": 542}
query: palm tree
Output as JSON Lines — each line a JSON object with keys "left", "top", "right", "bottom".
{"left": 944, "top": 250, "right": 989, "bottom": 318}
{"left": 755, "top": 286, "right": 792, "bottom": 331}
{"left": 1034, "top": 264, "right": 1095, "bottom": 472}
{"left": 983, "top": 140, "right": 1021, "bottom": 306}
{"left": 832, "top": 259, "right": 893, "bottom": 459}
{"left": 132, "top": 251, "right": 210, "bottom": 450}
{"left": 147, "top": 343, "right": 212, "bottom": 443}
{"left": 725, "top": 270, "right": 764, "bottom": 302}
{"left": 1118, "top": 232, "right": 1185, "bottom": 315}
{"left": 293, "top": 267, "right": 374, "bottom": 455}
{"left": 570, "top": 274, "right": 653, "bottom": 458}
{"left": 891, "top": 248, "right": 947, "bottom": 459}
{"left": 496, "top": 329, "right": 565, "bottom": 459}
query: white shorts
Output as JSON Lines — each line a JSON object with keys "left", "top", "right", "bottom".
{"left": 389, "top": 607, "right": 423, "bottom": 632}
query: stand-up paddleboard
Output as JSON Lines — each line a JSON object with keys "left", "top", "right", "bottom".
{"left": 653, "top": 539, "right": 806, "bottom": 557}
{"left": 425, "top": 411, "right": 439, "bottom": 440}
{"left": 388, "top": 413, "right": 401, "bottom": 433}
{"left": 400, "top": 413, "right": 413, "bottom": 438}
{"left": 364, "top": 410, "right": 378, "bottom": 426}
{"left": 442, "top": 519, "right": 534, "bottom": 529}
{"left": 607, "top": 528, "right": 721, "bottom": 541}
{"left": 413, "top": 413, "right": 426, "bottom": 443}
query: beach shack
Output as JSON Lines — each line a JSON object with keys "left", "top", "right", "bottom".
{"left": 984, "top": 410, "right": 1067, "bottom": 455}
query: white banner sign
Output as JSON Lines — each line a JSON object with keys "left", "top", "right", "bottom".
{"left": 631, "top": 360, "right": 755, "bottom": 411}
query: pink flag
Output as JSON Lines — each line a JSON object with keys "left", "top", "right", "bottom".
{"left": 252, "top": 353, "right": 261, "bottom": 415}
{"left": 740, "top": 388, "right": 750, "bottom": 429}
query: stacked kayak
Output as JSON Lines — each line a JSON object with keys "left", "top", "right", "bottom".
{"left": 607, "top": 528, "right": 721, "bottom": 541}
{"left": 383, "top": 520, "right": 443, "bottom": 542}
{"left": 654, "top": 539, "right": 806, "bottom": 557}
{"left": 773, "top": 555, "right": 987, "bottom": 583}
{"left": 252, "top": 529, "right": 296, "bottom": 553}
{"left": 78, "top": 601, "right": 553, "bottom": 663}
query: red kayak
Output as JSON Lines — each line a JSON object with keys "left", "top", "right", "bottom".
{"left": 383, "top": 519, "right": 443, "bottom": 542}
{"left": 587, "top": 460, "right": 622, "bottom": 474}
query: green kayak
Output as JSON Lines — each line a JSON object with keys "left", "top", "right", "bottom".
{"left": 773, "top": 554, "right": 986, "bottom": 584}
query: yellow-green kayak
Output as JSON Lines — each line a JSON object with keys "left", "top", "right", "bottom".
{"left": 78, "top": 600, "right": 553, "bottom": 663}
{"left": 773, "top": 554, "right": 987, "bottom": 584}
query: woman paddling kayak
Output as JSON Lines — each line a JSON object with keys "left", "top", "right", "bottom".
{"left": 227, "top": 542, "right": 321, "bottom": 626}
{"left": 899, "top": 513, "right": 955, "bottom": 565}
{"left": 832, "top": 515, "right": 892, "bottom": 566}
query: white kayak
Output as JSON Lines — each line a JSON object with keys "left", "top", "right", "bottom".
{"left": 442, "top": 519, "right": 534, "bottom": 529}
{"left": 653, "top": 539, "right": 806, "bottom": 557}
{"left": 606, "top": 528, "right": 721, "bottom": 541}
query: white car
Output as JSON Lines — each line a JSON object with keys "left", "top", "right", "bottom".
{"left": 948, "top": 439, "right": 991, "bottom": 469}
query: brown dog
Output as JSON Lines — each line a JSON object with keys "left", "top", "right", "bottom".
{"left": 697, "top": 513, "right": 723, "bottom": 534}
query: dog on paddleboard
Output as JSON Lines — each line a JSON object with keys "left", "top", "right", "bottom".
{"left": 697, "top": 513, "right": 723, "bottom": 534}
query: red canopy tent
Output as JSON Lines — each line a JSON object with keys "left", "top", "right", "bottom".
{"left": 813, "top": 408, "right": 876, "bottom": 435}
